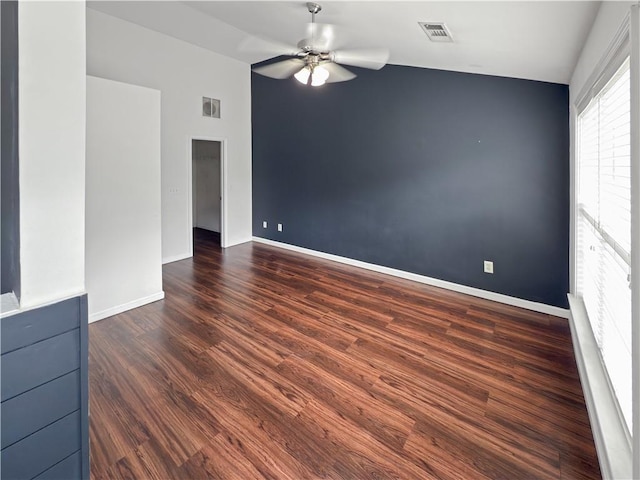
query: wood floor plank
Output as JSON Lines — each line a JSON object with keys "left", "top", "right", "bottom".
{"left": 401, "top": 429, "right": 495, "bottom": 480}
{"left": 298, "top": 399, "right": 430, "bottom": 479}
{"left": 210, "top": 313, "right": 292, "bottom": 369}
{"left": 179, "top": 437, "right": 267, "bottom": 480}
{"left": 347, "top": 339, "right": 491, "bottom": 416}
{"left": 103, "top": 439, "right": 183, "bottom": 480}
{"left": 89, "top": 341, "right": 153, "bottom": 479}
{"left": 266, "top": 303, "right": 359, "bottom": 351}
{"left": 276, "top": 355, "right": 416, "bottom": 451}
{"left": 89, "top": 228, "right": 601, "bottom": 479}
{"left": 191, "top": 383, "right": 328, "bottom": 479}
{"left": 206, "top": 341, "right": 310, "bottom": 417}
{"left": 263, "top": 325, "right": 382, "bottom": 390}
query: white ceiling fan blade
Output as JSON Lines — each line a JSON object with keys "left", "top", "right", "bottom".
{"left": 322, "top": 62, "right": 357, "bottom": 83}
{"left": 332, "top": 49, "right": 390, "bottom": 70}
{"left": 301, "top": 22, "right": 338, "bottom": 51}
{"left": 239, "top": 35, "right": 299, "bottom": 58}
{"left": 253, "top": 59, "right": 305, "bottom": 79}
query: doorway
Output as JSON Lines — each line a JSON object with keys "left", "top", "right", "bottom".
{"left": 190, "top": 139, "right": 223, "bottom": 253}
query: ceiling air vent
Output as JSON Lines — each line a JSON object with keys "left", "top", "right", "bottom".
{"left": 419, "top": 22, "right": 453, "bottom": 42}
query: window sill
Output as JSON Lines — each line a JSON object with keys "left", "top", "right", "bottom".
{"left": 567, "top": 294, "right": 632, "bottom": 479}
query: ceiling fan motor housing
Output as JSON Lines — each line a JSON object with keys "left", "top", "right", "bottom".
{"left": 307, "top": 3, "right": 322, "bottom": 14}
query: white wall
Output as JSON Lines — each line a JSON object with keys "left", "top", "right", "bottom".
{"left": 86, "top": 8, "right": 252, "bottom": 262}
{"left": 18, "top": 1, "right": 86, "bottom": 309}
{"left": 193, "top": 140, "right": 221, "bottom": 232}
{"left": 86, "top": 76, "right": 163, "bottom": 322}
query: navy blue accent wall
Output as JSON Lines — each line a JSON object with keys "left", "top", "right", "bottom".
{"left": 1, "top": 0, "right": 20, "bottom": 297}
{"left": 252, "top": 64, "right": 570, "bottom": 308}
{"left": 1, "top": 295, "right": 90, "bottom": 479}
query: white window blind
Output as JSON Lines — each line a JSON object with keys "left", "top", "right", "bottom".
{"left": 577, "top": 57, "right": 632, "bottom": 435}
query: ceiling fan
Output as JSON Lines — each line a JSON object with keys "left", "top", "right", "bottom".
{"left": 251, "top": 2, "right": 389, "bottom": 87}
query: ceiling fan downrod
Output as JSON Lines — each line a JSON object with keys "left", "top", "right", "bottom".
{"left": 307, "top": 2, "right": 322, "bottom": 47}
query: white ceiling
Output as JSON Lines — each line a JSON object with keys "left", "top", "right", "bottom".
{"left": 88, "top": 1, "right": 601, "bottom": 84}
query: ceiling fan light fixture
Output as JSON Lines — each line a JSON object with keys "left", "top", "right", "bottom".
{"left": 251, "top": 3, "right": 387, "bottom": 85}
{"left": 294, "top": 65, "right": 329, "bottom": 86}
{"left": 311, "top": 66, "right": 329, "bottom": 86}
{"left": 294, "top": 66, "right": 311, "bottom": 84}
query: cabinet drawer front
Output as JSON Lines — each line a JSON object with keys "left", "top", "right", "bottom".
{"left": 1, "top": 411, "right": 81, "bottom": 480}
{"left": 1, "top": 297, "right": 81, "bottom": 354}
{"left": 1, "top": 370, "right": 80, "bottom": 448}
{"left": 34, "top": 451, "right": 82, "bottom": 480}
{"left": 1, "top": 329, "right": 80, "bottom": 402}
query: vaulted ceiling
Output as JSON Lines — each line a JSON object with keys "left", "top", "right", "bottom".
{"left": 88, "top": 1, "right": 600, "bottom": 84}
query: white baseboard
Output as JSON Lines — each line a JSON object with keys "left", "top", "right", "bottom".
{"left": 225, "top": 236, "right": 253, "bottom": 248}
{"left": 89, "top": 291, "right": 165, "bottom": 323}
{"left": 162, "top": 252, "right": 191, "bottom": 265}
{"left": 162, "top": 237, "right": 252, "bottom": 261}
{"left": 252, "top": 236, "right": 569, "bottom": 318}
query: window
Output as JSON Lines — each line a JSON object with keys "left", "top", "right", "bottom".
{"left": 576, "top": 57, "right": 632, "bottom": 434}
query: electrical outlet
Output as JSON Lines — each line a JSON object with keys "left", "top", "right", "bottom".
{"left": 262, "top": 221, "right": 268, "bottom": 229}
{"left": 484, "top": 260, "right": 494, "bottom": 274}
{"left": 277, "top": 223, "right": 283, "bottom": 232}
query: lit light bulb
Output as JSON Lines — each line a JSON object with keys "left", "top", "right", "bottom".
{"left": 311, "top": 66, "right": 329, "bottom": 86}
{"left": 294, "top": 67, "right": 310, "bottom": 84}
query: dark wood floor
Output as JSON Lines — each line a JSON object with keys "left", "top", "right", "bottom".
{"left": 89, "top": 229, "right": 601, "bottom": 479}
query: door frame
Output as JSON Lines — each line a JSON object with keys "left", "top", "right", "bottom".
{"left": 187, "top": 136, "right": 228, "bottom": 253}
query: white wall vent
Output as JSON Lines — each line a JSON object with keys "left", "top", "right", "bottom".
{"left": 202, "top": 97, "right": 220, "bottom": 118}
{"left": 419, "top": 22, "right": 453, "bottom": 42}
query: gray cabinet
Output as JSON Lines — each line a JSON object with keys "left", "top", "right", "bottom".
{"left": 1, "top": 296, "right": 89, "bottom": 480}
